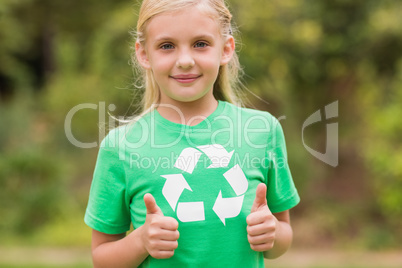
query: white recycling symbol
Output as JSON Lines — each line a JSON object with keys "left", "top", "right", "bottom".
{"left": 160, "top": 144, "right": 248, "bottom": 225}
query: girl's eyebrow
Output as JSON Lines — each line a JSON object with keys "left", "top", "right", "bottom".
{"left": 153, "top": 34, "right": 215, "bottom": 44}
{"left": 153, "top": 35, "right": 174, "bottom": 43}
{"left": 191, "top": 34, "right": 215, "bottom": 41}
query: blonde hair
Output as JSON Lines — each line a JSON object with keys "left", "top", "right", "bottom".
{"left": 131, "top": 0, "right": 243, "bottom": 115}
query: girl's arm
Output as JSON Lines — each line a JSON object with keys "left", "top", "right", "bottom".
{"left": 92, "top": 228, "right": 148, "bottom": 268}
{"left": 91, "top": 194, "right": 180, "bottom": 268}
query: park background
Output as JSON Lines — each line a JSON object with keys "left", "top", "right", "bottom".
{"left": 0, "top": 0, "right": 401, "bottom": 267}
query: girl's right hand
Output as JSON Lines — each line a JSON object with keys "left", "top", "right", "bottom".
{"left": 141, "top": 193, "right": 180, "bottom": 259}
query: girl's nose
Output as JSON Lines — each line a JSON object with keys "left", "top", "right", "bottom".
{"left": 176, "top": 50, "right": 195, "bottom": 69}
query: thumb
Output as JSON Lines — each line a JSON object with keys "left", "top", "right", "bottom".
{"left": 144, "top": 193, "right": 163, "bottom": 216}
{"left": 251, "top": 183, "right": 268, "bottom": 213}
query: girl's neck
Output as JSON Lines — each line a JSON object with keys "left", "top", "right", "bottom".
{"left": 156, "top": 95, "right": 219, "bottom": 126}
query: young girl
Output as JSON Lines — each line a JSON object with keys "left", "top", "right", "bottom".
{"left": 85, "top": 0, "right": 300, "bottom": 267}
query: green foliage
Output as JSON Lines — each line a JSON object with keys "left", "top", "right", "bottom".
{"left": 358, "top": 60, "right": 402, "bottom": 223}
{"left": 0, "top": 146, "right": 65, "bottom": 234}
{"left": 0, "top": 0, "right": 401, "bottom": 251}
{"left": 0, "top": 96, "right": 66, "bottom": 237}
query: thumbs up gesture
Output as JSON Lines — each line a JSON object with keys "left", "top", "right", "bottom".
{"left": 141, "top": 193, "right": 180, "bottom": 259}
{"left": 246, "top": 183, "right": 277, "bottom": 252}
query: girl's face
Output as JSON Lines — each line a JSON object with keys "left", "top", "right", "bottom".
{"left": 136, "top": 6, "right": 234, "bottom": 106}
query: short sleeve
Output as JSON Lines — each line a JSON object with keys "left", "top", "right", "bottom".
{"left": 266, "top": 118, "right": 300, "bottom": 213}
{"left": 84, "top": 129, "right": 131, "bottom": 234}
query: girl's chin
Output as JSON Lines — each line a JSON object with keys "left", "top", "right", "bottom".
{"left": 160, "top": 91, "right": 212, "bottom": 104}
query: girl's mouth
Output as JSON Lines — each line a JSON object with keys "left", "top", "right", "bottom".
{"left": 170, "top": 74, "right": 201, "bottom": 83}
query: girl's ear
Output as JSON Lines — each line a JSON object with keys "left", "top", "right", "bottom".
{"left": 220, "top": 36, "right": 235, "bottom": 66}
{"left": 135, "top": 41, "right": 151, "bottom": 69}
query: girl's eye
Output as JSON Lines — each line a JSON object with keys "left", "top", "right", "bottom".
{"left": 160, "top": 43, "right": 174, "bottom": 50}
{"left": 194, "top": 42, "right": 208, "bottom": 48}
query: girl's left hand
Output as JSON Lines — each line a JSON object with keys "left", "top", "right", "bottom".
{"left": 246, "top": 183, "right": 278, "bottom": 252}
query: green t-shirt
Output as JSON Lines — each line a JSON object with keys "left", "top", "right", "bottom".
{"left": 85, "top": 101, "right": 300, "bottom": 267}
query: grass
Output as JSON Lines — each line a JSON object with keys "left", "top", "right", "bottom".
{"left": 1, "top": 248, "right": 402, "bottom": 268}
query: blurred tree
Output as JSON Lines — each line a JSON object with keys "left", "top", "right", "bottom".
{"left": 0, "top": 0, "right": 128, "bottom": 99}
{"left": 0, "top": 0, "right": 135, "bottom": 240}
{"left": 357, "top": 0, "right": 402, "bottom": 229}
